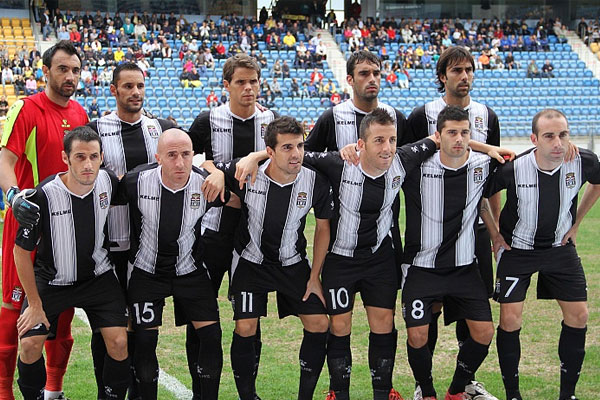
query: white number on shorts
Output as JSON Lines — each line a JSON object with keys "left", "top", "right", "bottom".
{"left": 241, "top": 291, "right": 253, "bottom": 313}
{"left": 133, "top": 302, "right": 155, "bottom": 324}
{"left": 504, "top": 277, "right": 519, "bottom": 298}
{"left": 411, "top": 300, "right": 424, "bottom": 320}
{"left": 328, "top": 288, "right": 349, "bottom": 310}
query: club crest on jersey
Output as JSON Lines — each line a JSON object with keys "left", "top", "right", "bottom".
{"left": 61, "top": 119, "right": 70, "bottom": 128}
{"left": 99, "top": 192, "right": 109, "bottom": 209}
{"left": 473, "top": 167, "right": 484, "bottom": 183}
{"left": 392, "top": 175, "right": 402, "bottom": 189}
{"left": 565, "top": 172, "right": 576, "bottom": 188}
{"left": 12, "top": 286, "right": 23, "bottom": 303}
{"left": 147, "top": 124, "right": 159, "bottom": 138}
{"left": 260, "top": 123, "right": 268, "bottom": 139}
{"left": 190, "top": 193, "right": 202, "bottom": 209}
{"left": 474, "top": 116, "right": 484, "bottom": 131}
{"left": 296, "top": 192, "right": 307, "bottom": 208}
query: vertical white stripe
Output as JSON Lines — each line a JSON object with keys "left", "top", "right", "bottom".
{"left": 512, "top": 153, "right": 539, "bottom": 250}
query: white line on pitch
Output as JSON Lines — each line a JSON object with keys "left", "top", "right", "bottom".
{"left": 73, "top": 308, "right": 192, "bottom": 399}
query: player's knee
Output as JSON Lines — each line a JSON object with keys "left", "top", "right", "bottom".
{"left": 407, "top": 327, "right": 428, "bottom": 348}
{"left": 329, "top": 315, "right": 352, "bottom": 336}
{"left": 302, "top": 315, "right": 329, "bottom": 333}
{"left": 104, "top": 331, "right": 128, "bottom": 361}
{"left": 499, "top": 307, "right": 522, "bottom": 331}
{"left": 470, "top": 322, "right": 494, "bottom": 345}
{"left": 133, "top": 330, "right": 159, "bottom": 383}
{"left": 564, "top": 306, "right": 589, "bottom": 328}
{"left": 234, "top": 319, "right": 258, "bottom": 337}
{"left": 19, "top": 336, "right": 45, "bottom": 363}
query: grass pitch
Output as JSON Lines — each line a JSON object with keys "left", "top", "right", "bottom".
{"left": 3, "top": 188, "right": 600, "bottom": 399}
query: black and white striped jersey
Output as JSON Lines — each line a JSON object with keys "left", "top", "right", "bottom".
{"left": 485, "top": 148, "right": 600, "bottom": 250}
{"left": 15, "top": 169, "right": 118, "bottom": 285}
{"left": 188, "top": 103, "right": 278, "bottom": 232}
{"left": 407, "top": 97, "right": 500, "bottom": 145}
{"left": 305, "top": 100, "right": 409, "bottom": 151}
{"left": 304, "top": 137, "right": 437, "bottom": 258}
{"left": 217, "top": 159, "right": 333, "bottom": 267}
{"left": 115, "top": 163, "right": 227, "bottom": 276}
{"left": 403, "top": 151, "right": 494, "bottom": 268}
{"left": 88, "top": 112, "right": 175, "bottom": 250}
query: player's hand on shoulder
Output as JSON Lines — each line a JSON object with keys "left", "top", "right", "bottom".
{"left": 202, "top": 169, "right": 226, "bottom": 202}
{"left": 17, "top": 304, "right": 50, "bottom": 337}
{"left": 303, "top": 277, "right": 326, "bottom": 306}
{"left": 487, "top": 146, "right": 515, "bottom": 164}
{"left": 8, "top": 187, "right": 40, "bottom": 230}
{"left": 235, "top": 154, "right": 261, "bottom": 190}
{"left": 564, "top": 140, "right": 580, "bottom": 162}
{"left": 340, "top": 143, "right": 360, "bottom": 165}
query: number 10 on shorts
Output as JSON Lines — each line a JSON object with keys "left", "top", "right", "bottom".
{"left": 328, "top": 288, "right": 349, "bottom": 310}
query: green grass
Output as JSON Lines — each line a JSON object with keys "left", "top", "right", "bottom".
{"left": 3, "top": 188, "right": 600, "bottom": 399}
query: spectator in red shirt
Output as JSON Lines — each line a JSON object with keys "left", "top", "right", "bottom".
{"left": 309, "top": 67, "right": 323, "bottom": 86}
{"left": 70, "top": 27, "right": 81, "bottom": 44}
{"left": 329, "top": 90, "right": 341, "bottom": 106}
{"left": 206, "top": 90, "right": 219, "bottom": 109}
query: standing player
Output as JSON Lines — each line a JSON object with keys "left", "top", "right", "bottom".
{"left": 485, "top": 109, "right": 600, "bottom": 400}
{"left": 0, "top": 40, "right": 89, "bottom": 400}
{"left": 401, "top": 106, "right": 509, "bottom": 400}
{"left": 115, "top": 128, "right": 226, "bottom": 400}
{"left": 187, "top": 53, "right": 277, "bottom": 399}
{"left": 304, "top": 49, "right": 410, "bottom": 288}
{"left": 14, "top": 127, "right": 130, "bottom": 400}
{"left": 406, "top": 46, "right": 500, "bottom": 400}
{"left": 215, "top": 116, "right": 332, "bottom": 400}
{"left": 87, "top": 62, "right": 175, "bottom": 400}
{"left": 240, "top": 108, "right": 440, "bottom": 400}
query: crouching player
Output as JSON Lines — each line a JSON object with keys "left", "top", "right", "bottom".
{"left": 14, "top": 127, "right": 129, "bottom": 400}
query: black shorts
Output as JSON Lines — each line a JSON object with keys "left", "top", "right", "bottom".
{"left": 493, "top": 244, "right": 587, "bottom": 303}
{"left": 229, "top": 253, "right": 326, "bottom": 320}
{"left": 202, "top": 206, "right": 241, "bottom": 293}
{"left": 127, "top": 268, "right": 219, "bottom": 329}
{"left": 321, "top": 239, "right": 398, "bottom": 315}
{"left": 401, "top": 263, "right": 492, "bottom": 328}
{"left": 21, "top": 271, "right": 128, "bottom": 338}
{"left": 475, "top": 223, "right": 494, "bottom": 298}
{"left": 108, "top": 249, "right": 130, "bottom": 293}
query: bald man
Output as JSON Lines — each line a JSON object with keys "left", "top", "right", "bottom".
{"left": 114, "top": 128, "right": 229, "bottom": 400}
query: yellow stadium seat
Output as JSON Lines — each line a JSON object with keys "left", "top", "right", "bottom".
{"left": 10, "top": 19, "right": 20, "bottom": 28}
{"left": 13, "top": 28, "right": 23, "bottom": 37}
{"left": 21, "top": 19, "right": 31, "bottom": 28}
{"left": 23, "top": 27, "right": 33, "bottom": 37}
{"left": 2, "top": 86, "right": 14, "bottom": 96}
{"left": 2, "top": 27, "right": 12, "bottom": 35}
{"left": 0, "top": 18, "right": 9, "bottom": 27}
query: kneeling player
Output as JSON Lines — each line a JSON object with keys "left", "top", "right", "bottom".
{"left": 14, "top": 127, "right": 129, "bottom": 400}
{"left": 401, "top": 106, "right": 511, "bottom": 400}
{"left": 485, "top": 109, "right": 600, "bottom": 400}
{"left": 212, "top": 117, "right": 332, "bottom": 400}
{"left": 115, "top": 129, "right": 227, "bottom": 400}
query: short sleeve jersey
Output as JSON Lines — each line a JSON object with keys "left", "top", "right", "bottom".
{"left": 1, "top": 92, "right": 89, "bottom": 188}
{"left": 402, "top": 151, "right": 495, "bottom": 268}
{"left": 485, "top": 148, "right": 600, "bottom": 250}
{"left": 89, "top": 112, "right": 176, "bottom": 248}
{"left": 305, "top": 100, "right": 409, "bottom": 151}
{"left": 304, "top": 137, "right": 437, "bottom": 258}
{"left": 115, "top": 164, "right": 227, "bottom": 276}
{"left": 15, "top": 169, "right": 118, "bottom": 285}
{"left": 217, "top": 159, "right": 333, "bottom": 267}
{"left": 407, "top": 97, "right": 500, "bottom": 146}
{"left": 188, "top": 103, "right": 278, "bottom": 232}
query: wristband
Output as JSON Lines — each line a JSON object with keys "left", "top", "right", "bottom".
{"left": 6, "top": 186, "right": 19, "bottom": 206}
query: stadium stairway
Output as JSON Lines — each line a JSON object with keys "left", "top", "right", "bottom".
{"left": 317, "top": 29, "right": 351, "bottom": 94}
{"left": 567, "top": 31, "right": 600, "bottom": 80}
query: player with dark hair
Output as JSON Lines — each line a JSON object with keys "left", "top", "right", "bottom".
{"left": 239, "top": 108, "right": 443, "bottom": 400}
{"left": 187, "top": 53, "right": 278, "bottom": 399}
{"left": 485, "top": 109, "right": 600, "bottom": 400}
{"left": 0, "top": 40, "right": 88, "bottom": 400}
{"left": 87, "top": 61, "right": 176, "bottom": 400}
{"left": 401, "top": 105, "right": 513, "bottom": 400}
{"left": 14, "top": 126, "right": 129, "bottom": 400}
{"left": 214, "top": 116, "right": 332, "bottom": 400}
{"left": 406, "top": 46, "right": 501, "bottom": 400}
{"left": 115, "top": 128, "right": 228, "bottom": 400}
